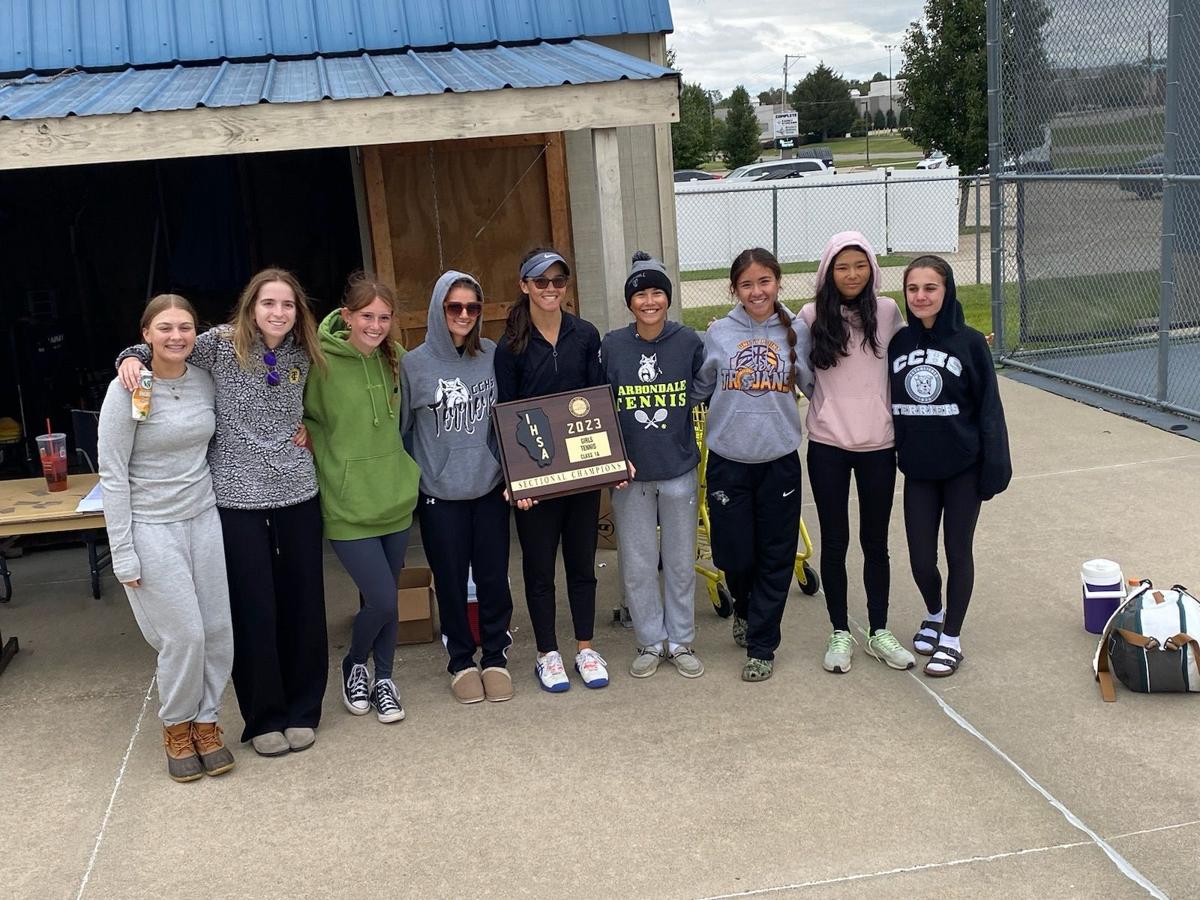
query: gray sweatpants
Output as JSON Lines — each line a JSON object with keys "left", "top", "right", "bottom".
{"left": 610, "top": 470, "right": 699, "bottom": 647}
{"left": 123, "top": 506, "right": 233, "bottom": 726}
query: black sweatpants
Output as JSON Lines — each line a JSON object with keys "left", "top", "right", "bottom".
{"left": 706, "top": 450, "right": 803, "bottom": 661}
{"left": 807, "top": 441, "right": 896, "bottom": 633}
{"left": 419, "top": 485, "right": 514, "bottom": 673}
{"left": 219, "top": 497, "right": 328, "bottom": 743}
{"left": 903, "top": 466, "right": 983, "bottom": 637}
{"left": 514, "top": 490, "right": 600, "bottom": 654}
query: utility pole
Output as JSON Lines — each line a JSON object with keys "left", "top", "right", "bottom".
{"left": 782, "top": 54, "right": 805, "bottom": 158}
{"left": 885, "top": 43, "right": 895, "bottom": 129}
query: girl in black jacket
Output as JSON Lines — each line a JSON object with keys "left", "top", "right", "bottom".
{"left": 495, "top": 248, "right": 608, "bottom": 693}
{"left": 889, "top": 256, "right": 1011, "bottom": 677}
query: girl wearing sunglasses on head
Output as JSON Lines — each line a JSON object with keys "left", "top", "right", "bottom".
{"left": 303, "top": 273, "right": 421, "bottom": 725}
{"left": 400, "top": 271, "right": 514, "bottom": 704}
{"left": 494, "top": 248, "right": 609, "bottom": 693}
{"left": 116, "top": 268, "right": 329, "bottom": 759}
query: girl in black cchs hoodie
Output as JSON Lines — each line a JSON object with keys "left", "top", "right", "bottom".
{"left": 889, "top": 255, "right": 1011, "bottom": 678}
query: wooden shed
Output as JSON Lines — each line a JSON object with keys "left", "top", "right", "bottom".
{"left": 0, "top": 1, "right": 680, "bottom": 451}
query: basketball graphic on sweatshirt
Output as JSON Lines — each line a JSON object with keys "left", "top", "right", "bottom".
{"left": 720, "top": 339, "right": 790, "bottom": 397}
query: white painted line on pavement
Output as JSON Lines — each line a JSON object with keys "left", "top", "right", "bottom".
{"left": 848, "top": 617, "right": 1167, "bottom": 899}
{"left": 1011, "top": 454, "right": 1200, "bottom": 481}
{"left": 76, "top": 675, "right": 155, "bottom": 900}
{"left": 694, "top": 840, "right": 1092, "bottom": 899}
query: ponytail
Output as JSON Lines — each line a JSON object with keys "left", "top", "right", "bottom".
{"left": 774, "top": 301, "right": 799, "bottom": 390}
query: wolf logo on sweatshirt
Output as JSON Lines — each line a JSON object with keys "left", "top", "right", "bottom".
{"left": 637, "top": 354, "right": 659, "bottom": 383}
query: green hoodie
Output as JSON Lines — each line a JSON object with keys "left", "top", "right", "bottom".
{"left": 303, "top": 308, "right": 420, "bottom": 540}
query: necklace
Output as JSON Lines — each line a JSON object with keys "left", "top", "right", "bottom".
{"left": 156, "top": 370, "right": 186, "bottom": 401}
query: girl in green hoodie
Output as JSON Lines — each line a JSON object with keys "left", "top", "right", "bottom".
{"left": 303, "top": 274, "right": 421, "bottom": 724}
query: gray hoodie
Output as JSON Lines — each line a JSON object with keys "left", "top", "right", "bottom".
{"left": 400, "top": 271, "right": 503, "bottom": 500}
{"left": 694, "top": 303, "right": 814, "bottom": 464}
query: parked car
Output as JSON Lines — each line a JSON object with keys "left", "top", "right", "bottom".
{"left": 725, "top": 158, "right": 836, "bottom": 181}
{"left": 916, "top": 150, "right": 947, "bottom": 170}
{"left": 673, "top": 169, "right": 722, "bottom": 183}
{"left": 1118, "top": 153, "right": 1164, "bottom": 199}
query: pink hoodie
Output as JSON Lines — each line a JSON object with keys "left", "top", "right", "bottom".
{"left": 799, "top": 231, "right": 904, "bottom": 452}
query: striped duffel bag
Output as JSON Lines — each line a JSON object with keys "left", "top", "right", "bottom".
{"left": 1094, "top": 580, "right": 1200, "bottom": 701}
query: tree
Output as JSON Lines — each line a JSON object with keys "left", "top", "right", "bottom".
{"left": 886, "top": 108, "right": 898, "bottom": 129}
{"left": 851, "top": 117, "right": 870, "bottom": 138}
{"left": 901, "top": 0, "right": 988, "bottom": 224}
{"left": 665, "top": 46, "right": 677, "bottom": 69}
{"left": 898, "top": 107, "right": 911, "bottom": 128}
{"left": 722, "top": 86, "right": 761, "bottom": 169}
{"left": 791, "top": 62, "right": 858, "bottom": 141}
{"left": 758, "top": 87, "right": 784, "bottom": 106}
{"left": 873, "top": 109, "right": 886, "bottom": 130}
{"left": 902, "top": 0, "right": 1053, "bottom": 221}
{"left": 711, "top": 116, "right": 728, "bottom": 158}
{"left": 672, "top": 82, "right": 713, "bottom": 169}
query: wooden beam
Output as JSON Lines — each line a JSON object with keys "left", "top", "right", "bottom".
{"left": 593, "top": 127, "right": 628, "bottom": 335}
{"left": 544, "top": 131, "right": 576, "bottom": 313}
{"left": 0, "top": 78, "right": 680, "bottom": 172}
{"left": 360, "top": 145, "right": 395, "bottom": 288}
{"left": 348, "top": 147, "right": 373, "bottom": 274}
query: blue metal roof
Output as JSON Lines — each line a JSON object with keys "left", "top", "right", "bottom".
{"left": 0, "top": 40, "right": 676, "bottom": 120}
{"left": 0, "top": 1, "right": 674, "bottom": 77}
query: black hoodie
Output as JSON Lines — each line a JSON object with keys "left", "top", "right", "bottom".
{"left": 888, "top": 269, "right": 1012, "bottom": 500}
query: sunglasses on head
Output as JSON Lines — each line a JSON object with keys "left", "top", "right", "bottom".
{"left": 263, "top": 350, "right": 280, "bottom": 387}
{"left": 527, "top": 275, "right": 569, "bottom": 290}
{"left": 445, "top": 301, "right": 483, "bottom": 318}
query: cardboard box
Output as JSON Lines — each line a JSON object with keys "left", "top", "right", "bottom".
{"left": 396, "top": 567, "right": 437, "bottom": 645}
{"left": 597, "top": 487, "right": 618, "bottom": 551}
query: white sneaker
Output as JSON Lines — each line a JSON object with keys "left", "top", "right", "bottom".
{"left": 574, "top": 648, "right": 609, "bottom": 689}
{"left": 535, "top": 651, "right": 570, "bottom": 693}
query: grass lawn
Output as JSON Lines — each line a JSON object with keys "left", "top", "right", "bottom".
{"left": 684, "top": 271, "right": 1162, "bottom": 351}
{"left": 825, "top": 133, "right": 922, "bottom": 156}
{"left": 682, "top": 283, "right": 995, "bottom": 335}
{"left": 681, "top": 254, "right": 913, "bottom": 282}
{"left": 1051, "top": 111, "right": 1164, "bottom": 150}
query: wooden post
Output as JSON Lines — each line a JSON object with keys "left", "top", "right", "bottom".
{"left": 360, "top": 145, "right": 396, "bottom": 288}
{"left": 592, "top": 127, "right": 627, "bottom": 334}
{"left": 348, "top": 147, "right": 375, "bottom": 275}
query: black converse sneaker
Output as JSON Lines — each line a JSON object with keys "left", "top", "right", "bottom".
{"left": 342, "top": 660, "right": 371, "bottom": 716}
{"left": 371, "top": 678, "right": 406, "bottom": 724}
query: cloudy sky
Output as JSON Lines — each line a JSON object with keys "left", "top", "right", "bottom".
{"left": 667, "top": 0, "right": 925, "bottom": 98}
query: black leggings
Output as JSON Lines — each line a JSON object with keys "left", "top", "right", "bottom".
{"left": 807, "top": 441, "right": 896, "bottom": 633}
{"left": 514, "top": 491, "right": 600, "bottom": 654}
{"left": 903, "top": 467, "right": 982, "bottom": 637}
{"left": 331, "top": 530, "right": 410, "bottom": 680}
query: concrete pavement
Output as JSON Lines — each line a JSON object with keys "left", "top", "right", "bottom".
{"left": 2, "top": 378, "right": 1199, "bottom": 899}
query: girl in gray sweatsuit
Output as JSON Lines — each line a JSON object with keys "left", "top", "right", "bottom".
{"left": 601, "top": 252, "right": 707, "bottom": 679}
{"left": 98, "top": 294, "right": 234, "bottom": 782}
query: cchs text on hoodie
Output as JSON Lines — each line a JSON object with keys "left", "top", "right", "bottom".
{"left": 303, "top": 307, "right": 421, "bottom": 540}
{"left": 887, "top": 267, "right": 1012, "bottom": 500}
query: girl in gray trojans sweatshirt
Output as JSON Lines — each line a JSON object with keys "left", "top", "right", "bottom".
{"left": 400, "top": 271, "right": 515, "bottom": 704}
{"left": 694, "top": 248, "right": 814, "bottom": 683}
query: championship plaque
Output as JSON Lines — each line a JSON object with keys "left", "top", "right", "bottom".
{"left": 493, "top": 385, "right": 631, "bottom": 503}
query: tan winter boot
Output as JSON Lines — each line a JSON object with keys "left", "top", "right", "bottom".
{"left": 190, "top": 722, "right": 236, "bottom": 777}
{"left": 163, "top": 722, "right": 204, "bottom": 783}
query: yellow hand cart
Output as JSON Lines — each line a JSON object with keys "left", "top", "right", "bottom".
{"left": 692, "top": 404, "right": 820, "bottom": 617}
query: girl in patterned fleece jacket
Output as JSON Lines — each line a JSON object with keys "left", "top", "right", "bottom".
{"left": 116, "top": 267, "right": 329, "bottom": 759}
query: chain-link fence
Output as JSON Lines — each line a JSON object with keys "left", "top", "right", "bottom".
{"left": 990, "top": 0, "right": 1200, "bottom": 419}
{"left": 676, "top": 172, "right": 992, "bottom": 314}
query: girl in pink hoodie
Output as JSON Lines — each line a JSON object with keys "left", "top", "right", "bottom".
{"left": 799, "top": 232, "right": 915, "bottom": 676}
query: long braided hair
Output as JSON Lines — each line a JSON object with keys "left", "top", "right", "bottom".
{"left": 729, "top": 247, "right": 799, "bottom": 389}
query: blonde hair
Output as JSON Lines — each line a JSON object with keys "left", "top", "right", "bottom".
{"left": 343, "top": 272, "right": 400, "bottom": 385}
{"left": 228, "top": 267, "right": 325, "bottom": 372}
{"left": 140, "top": 293, "right": 197, "bottom": 333}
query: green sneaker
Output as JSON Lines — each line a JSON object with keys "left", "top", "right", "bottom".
{"left": 823, "top": 630, "right": 854, "bottom": 674}
{"left": 741, "top": 657, "right": 774, "bottom": 681}
{"left": 731, "top": 616, "right": 748, "bottom": 648}
{"left": 866, "top": 629, "right": 916, "bottom": 670}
